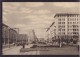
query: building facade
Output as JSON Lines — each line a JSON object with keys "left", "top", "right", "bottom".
{"left": 2, "top": 24, "right": 19, "bottom": 48}
{"left": 47, "top": 13, "right": 80, "bottom": 44}
{"left": 9, "top": 28, "right": 18, "bottom": 45}
{"left": 18, "top": 34, "right": 28, "bottom": 45}
{"left": 2, "top": 24, "right": 10, "bottom": 46}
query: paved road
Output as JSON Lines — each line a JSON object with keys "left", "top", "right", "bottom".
{"left": 2, "top": 45, "right": 79, "bottom": 55}
{"left": 2, "top": 46, "right": 22, "bottom": 55}
{"left": 39, "top": 46, "right": 79, "bottom": 55}
{"left": 19, "top": 51, "right": 40, "bottom": 55}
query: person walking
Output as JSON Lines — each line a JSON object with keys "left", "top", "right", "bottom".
{"left": 22, "top": 41, "right": 25, "bottom": 48}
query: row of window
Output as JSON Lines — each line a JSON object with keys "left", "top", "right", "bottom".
{"left": 58, "top": 22, "right": 65, "bottom": 24}
{"left": 58, "top": 32, "right": 65, "bottom": 35}
{"left": 58, "top": 18, "right": 79, "bottom": 21}
{"left": 68, "top": 32, "right": 79, "bottom": 35}
{"left": 68, "top": 18, "right": 78, "bottom": 21}
{"left": 68, "top": 22, "right": 79, "bottom": 24}
{"left": 73, "top": 32, "right": 79, "bottom": 34}
{"left": 58, "top": 22, "right": 79, "bottom": 24}
{"left": 68, "top": 29, "right": 79, "bottom": 31}
{"left": 58, "top": 32, "right": 79, "bottom": 35}
{"left": 58, "top": 29, "right": 65, "bottom": 31}
{"left": 58, "top": 19, "right": 65, "bottom": 21}
{"left": 58, "top": 29, "right": 79, "bottom": 31}
{"left": 58, "top": 25, "right": 65, "bottom": 28}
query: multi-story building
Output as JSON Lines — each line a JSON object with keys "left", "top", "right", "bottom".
{"left": 47, "top": 13, "right": 80, "bottom": 44}
{"left": 2, "top": 24, "right": 19, "bottom": 48}
{"left": 9, "top": 28, "right": 18, "bottom": 45}
{"left": 2, "top": 24, "right": 10, "bottom": 47}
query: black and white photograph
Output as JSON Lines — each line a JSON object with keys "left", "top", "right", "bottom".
{"left": 2, "top": 2, "right": 80, "bottom": 55}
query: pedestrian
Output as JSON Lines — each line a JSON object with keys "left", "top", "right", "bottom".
{"left": 22, "top": 42, "right": 25, "bottom": 48}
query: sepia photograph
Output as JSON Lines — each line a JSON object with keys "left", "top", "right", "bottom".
{"left": 2, "top": 2, "right": 80, "bottom": 55}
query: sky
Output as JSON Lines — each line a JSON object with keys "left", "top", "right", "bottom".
{"left": 3, "top": 2, "right": 80, "bottom": 39}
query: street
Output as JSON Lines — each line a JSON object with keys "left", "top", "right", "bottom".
{"left": 2, "top": 45, "right": 79, "bottom": 55}
{"left": 2, "top": 46, "right": 22, "bottom": 55}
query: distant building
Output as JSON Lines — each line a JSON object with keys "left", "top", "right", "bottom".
{"left": 2, "top": 24, "right": 10, "bottom": 46}
{"left": 2, "top": 24, "right": 19, "bottom": 48}
{"left": 47, "top": 13, "right": 80, "bottom": 44}
{"left": 9, "top": 28, "right": 18, "bottom": 45}
{"left": 18, "top": 34, "right": 28, "bottom": 45}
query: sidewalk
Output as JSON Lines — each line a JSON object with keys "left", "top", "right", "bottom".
{"left": 3, "top": 45, "right": 19, "bottom": 51}
{"left": 2, "top": 46, "right": 22, "bottom": 55}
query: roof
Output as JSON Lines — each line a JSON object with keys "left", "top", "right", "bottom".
{"left": 9, "top": 28, "right": 18, "bottom": 33}
{"left": 3, "top": 24, "right": 9, "bottom": 27}
{"left": 54, "top": 13, "right": 80, "bottom": 18}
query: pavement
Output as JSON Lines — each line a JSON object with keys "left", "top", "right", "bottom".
{"left": 2, "top": 46, "right": 22, "bottom": 55}
{"left": 19, "top": 51, "right": 40, "bottom": 55}
{"left": 39, "top": 46, "right": 79, "bottom": 55}
{"left": 20, "top": 45, "right": 79, "bottom": 55}
{"left": 2, "top": 44, "right": 35, "bottom": 55}
{"left": 2, "top": 44, "right": 79, "bottom": 55}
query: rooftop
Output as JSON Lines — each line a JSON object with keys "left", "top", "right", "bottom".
{"left": 54, "top": 13, "right": 80, "bottom": 17}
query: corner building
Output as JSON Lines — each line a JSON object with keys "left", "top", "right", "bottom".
{"left": 54, "top": 13, "right": 80, "bottom": 42}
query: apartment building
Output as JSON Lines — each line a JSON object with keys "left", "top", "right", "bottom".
{"left": 47, "top": 13, "right": 80, "bottom": 44}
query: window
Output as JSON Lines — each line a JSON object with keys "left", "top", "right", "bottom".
{"left": 63, "top": 32, "right": 65, "bottom": 34}
{"left": 77, "top": 22, "right": 79, "bottom": 24}
{"left": 62, "top": 29, "right": 65, "bottom": 31}
{"left": 73, "top": 22, "right": 75, "bottom": 24}
{"left": 70, "top": 22, "right": 72, "bottom": 24}
{"left": 62, "top": 19, "right": 65, "bottom": 21}
{"left": 62, "top": 22, "right": 65, "bottom": 24}
{"left": 68, "top": 22, "right": 69, "bottom": 24}
{"left": 58, "top": 19, "right": 61, "bottom": 21}
{"left": 77, "top": 29, "right": 79, "bottom": 31}
{"left": 58, "top": 22, "right": 61, "bottom": 24}
{"left": 68, "top": 29, "right": 69, "bottom": 31}
{"left": 73, "top": 29, "right": 76, "bottom": 31}
{"left": 58, "top": 29, "right": 61, "bottom": 31}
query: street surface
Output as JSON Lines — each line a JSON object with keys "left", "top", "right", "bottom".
{"left": 2, "top": 46, "right": 22, "bottom": 55}
{"left": 2, "top": 44, "right": 79, "bottom": 55}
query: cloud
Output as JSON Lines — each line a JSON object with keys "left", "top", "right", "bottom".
{"left": 15, "top": 24, "right": 27, "bottom": 28}
{"left": 3, "top": 2, "right": 79, "bottom": 38}
{"left": 23, "top": 2, "right": 44, "bottom": 7}
{"left": 3, "top": 16, "right": 8, "bottom": 24}
{"left": 32, "top": 9, "right": 51, "bottom": 14}
{"left": 53, "top": 2, "right": 79, "bottom": 8}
